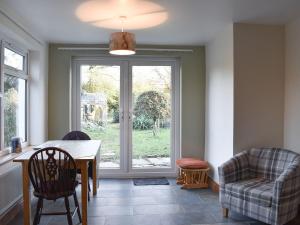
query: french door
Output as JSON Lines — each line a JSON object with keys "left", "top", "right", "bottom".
{"left": 72, "top": 57, "right": 180, "bottom": 176}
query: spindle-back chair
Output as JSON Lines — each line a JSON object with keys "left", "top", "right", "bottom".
{"left": 28, "top": 147, "right": 82, "bottom": 225}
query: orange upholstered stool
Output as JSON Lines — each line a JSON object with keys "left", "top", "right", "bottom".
{"left": 176, "top": 158, "right": 209, "bottom": 189}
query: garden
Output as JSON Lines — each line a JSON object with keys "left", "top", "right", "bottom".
{"left": 81, "top": 65, "right": 172, "bottom": 168}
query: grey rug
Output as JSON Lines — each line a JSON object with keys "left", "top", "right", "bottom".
{"left": 133, "top": 177, "right": 170, "bottom": 186}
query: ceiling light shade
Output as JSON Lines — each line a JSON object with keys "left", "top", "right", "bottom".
{"left": 109, "top": 32, "right": 136, "bottom": 55}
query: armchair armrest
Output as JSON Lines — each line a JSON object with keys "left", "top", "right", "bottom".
{"left": 273, "top": 156, "right": 300, "bottom": 202}
{"left": 271, "top": 157, "right": 300, "bottom": 224}
{"left": 218, "top": 151, "right": 250, "bottom": 186}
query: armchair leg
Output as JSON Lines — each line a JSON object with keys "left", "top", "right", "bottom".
{"left": 223, "top": 208, "right": 229, "bottom": 218}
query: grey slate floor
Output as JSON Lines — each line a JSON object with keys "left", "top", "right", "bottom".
{"left": 7, "top": 179, "right": 300, "bottom": 225}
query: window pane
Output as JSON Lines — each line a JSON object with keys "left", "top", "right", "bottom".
{"left": 132, "top": 66, "right": 172, "bottom": 168}
{"left": 4, "top": 75, "right": 26, "bottom": 147}
{"left": 4, "top": 48, "right": 24, "bottom": 71}
{"left": 80, "top": 65, "right": 121, "bottom": 169}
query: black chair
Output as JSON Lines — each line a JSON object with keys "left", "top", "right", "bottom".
{"left": 62, "top": 131, "right": 91, "bottom": 141}
{"left": 62, "top": 131, "right": 93, "bottom": 201}
{"left": 28, "top": 147, "right": 82, "bottom": 225}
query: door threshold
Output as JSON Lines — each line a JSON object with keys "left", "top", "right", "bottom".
{"left": 98, "top": 172, "right": 177, "bottom": 179}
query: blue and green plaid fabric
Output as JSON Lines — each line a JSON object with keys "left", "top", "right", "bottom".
{"left": 219, "top": 147, "right": 300, "bottom": 225}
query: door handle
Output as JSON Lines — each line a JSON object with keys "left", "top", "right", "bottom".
{"left": 129, "top": 112, "right": 132, "bottom": 120}
{"left": 120, "top": 111, "right": 132, "bottom": 120}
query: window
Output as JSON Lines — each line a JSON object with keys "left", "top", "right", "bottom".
{"left": 4, "top": 47, "right": 25, "bottom": 71}
{"left": 0, "top": 42, "right": 28, "bottom": 151}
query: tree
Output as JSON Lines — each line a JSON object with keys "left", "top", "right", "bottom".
{"left": 134, "top": 91, "right": 169, "bottom": 136}
{"left": 107, "top": 94, "right": 119, "bottom": 123}
{"left": 4, "top": 76, "right": 19, "bottom": 147}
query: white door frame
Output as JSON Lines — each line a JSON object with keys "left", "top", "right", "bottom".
{"left": 72, "top": 57, "right": 128, "bottom": 175}
{"left": 71, "top": 56, "right": 181, "bottom": 178}
{"left": 127, "top": 59, "right": 181, "bottom": 176}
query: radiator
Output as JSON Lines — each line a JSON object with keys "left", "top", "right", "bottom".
{"left": 0, "top": 161, "right": 22, "bottom": 216}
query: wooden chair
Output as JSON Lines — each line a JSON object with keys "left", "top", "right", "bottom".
{"left": 62, "top": 131, "right": 93, "bottom": 201}
{"left": 62, "top": 131, "right": 91, "bottom": 141}
{"left": 28, "top": 147, "right": 82, "bottom": 225}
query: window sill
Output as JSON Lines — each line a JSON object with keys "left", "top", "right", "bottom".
{"left": 0, "top": 146, "right": 32, "bottom": 166}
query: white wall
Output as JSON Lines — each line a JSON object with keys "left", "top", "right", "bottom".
{"left": 284, "top": 16, "right": 300, "bottom": 153}
{"left": 205, "top": 23, "right": 285, "bottom": 183}
{"left": 205, "top": 25, "right": 234, "bottom": 182}
{"left": 0, "top": 9, "right": 48, "bottom": 145}
{"left": 233, "top": 24, "right": 285, "bottom": 154}
{"left": 0, "top": 8, "right": 48, "bottom": 217}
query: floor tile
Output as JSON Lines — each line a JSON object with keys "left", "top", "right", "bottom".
{"left": 89, "top": 205, "right": 134, "bottom": 216}
{"left": 160, "top": 212, "right": 217, "bottom": 225}
{"left": 133, "top": 204, "right": 182, "bottom": 215}
{"left": 88, "top": 216, "right": 106, "bottom": 225}
{"left": 105, "top": 214, "right": 161, "bottom": 225}
{"left": 6, "top": 178, "right": 300, "bottom": 225}
{"left": 90, "top": 196, "right": 157, "bottom": 207}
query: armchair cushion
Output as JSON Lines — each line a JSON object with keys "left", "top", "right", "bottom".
{"left": 225, "top": 178, "right": 274, "bottom": 207}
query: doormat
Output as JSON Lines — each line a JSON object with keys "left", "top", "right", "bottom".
{"left": 133, "top": 177, "right": 170, "bottom": 186}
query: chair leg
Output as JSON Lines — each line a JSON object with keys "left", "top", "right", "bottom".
{"left": 37, "top": 199, "right": 43, "bottom": 224}
{"left": 88, "top": 179, "right": 91, "bottom": 201}
{"left": 33, "top": 197, "right": 43, "bottom": 225}
{"left": 64, "top": 196, "right": 73, "bottom": 225}
{"left": 73, "top": 192, "right": 82, "bottom": 223}
{"left": 223, "top": 208, "right": 229, "bottom": 218}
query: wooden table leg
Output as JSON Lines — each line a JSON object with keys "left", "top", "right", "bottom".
{"left": 92, "top": 158, "right": 97, "bottom": 196}
{"left": 79, "top": 161, "right": 88, "bottom": 225}
{"left": 22, "top": 161, "right": 31, "bottom": 225}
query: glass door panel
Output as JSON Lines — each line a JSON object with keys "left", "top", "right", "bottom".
{"left": 80, "top": 65, "right": 121, "bottom": 169}
{"left": 131, "top": 66, "right": 172, "bottom": 168}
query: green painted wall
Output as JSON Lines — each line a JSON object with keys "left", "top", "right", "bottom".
{"left": 48, "top": 44, "right": 205, "bottom": 158}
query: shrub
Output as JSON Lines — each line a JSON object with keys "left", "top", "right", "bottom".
{"left": 134, "top": 91, "right": 170, "bottom": 136}
{"left": 133, "top": 115, "right": 153, "bottom": 130}
{"left": 112, "top": 110, "right": 119, "bottom": 123}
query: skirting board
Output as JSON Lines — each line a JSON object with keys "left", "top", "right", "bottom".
{"left": 208, "top": 176, "right": 220, "bottom": 193}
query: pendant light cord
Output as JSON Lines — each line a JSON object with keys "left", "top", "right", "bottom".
{"left": 120, "top": 16, "right": 126, "bottom": 32}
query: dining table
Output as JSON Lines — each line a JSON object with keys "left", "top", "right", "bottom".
{"left": 13, "top": 140, "right": 101, "bottom": 225}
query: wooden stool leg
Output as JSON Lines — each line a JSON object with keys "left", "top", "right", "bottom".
{"left": 176, "top": 168, "right": 184, "bottom": 184}
{"left": 223, "top": 208, "right": 229, "bottom": 218}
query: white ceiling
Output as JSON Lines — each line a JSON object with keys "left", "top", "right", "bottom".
{"left": 1, "top": 0, "right": 300, "bottom": 45}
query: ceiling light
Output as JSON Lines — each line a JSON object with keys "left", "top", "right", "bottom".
{"left": 109, "top": 16, "right": 136, "bottom": 55}
{"left": 109, "top": 32, "right": 136, "bottom": 55}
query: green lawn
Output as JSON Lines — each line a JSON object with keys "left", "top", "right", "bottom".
{"left": 82, "top": 123, "right": 170, "bottom": 159}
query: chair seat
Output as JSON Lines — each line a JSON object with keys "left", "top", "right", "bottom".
{"left": 176, "top": 158, "right": 209, "bottom": 169}
{"left": 225, "top": 177, "right": 274, "bottom": 207}
{"left": 34, "top": 180, "right": 78, "bottom": 200}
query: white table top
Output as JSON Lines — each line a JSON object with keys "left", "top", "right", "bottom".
{"left": 14, "top": 140, "right": 101, "bottom": 162}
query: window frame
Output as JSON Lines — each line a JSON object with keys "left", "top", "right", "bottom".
{"left": 0, "top": 40, "right": 29, "bottom": 154}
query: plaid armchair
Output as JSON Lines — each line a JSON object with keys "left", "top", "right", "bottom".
{"left": 218, "top": 147, "right": 300, "bottom": 225}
